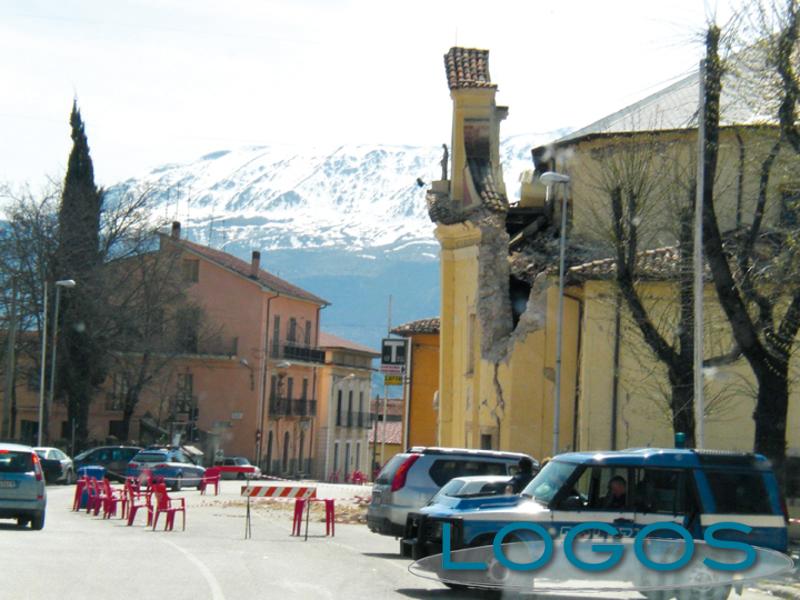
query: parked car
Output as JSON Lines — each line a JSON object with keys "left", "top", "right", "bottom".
{"left": 367, "top": 446, "right": 536, "bottom": 538}
{"left": 0, "top": 443, "right": 47, "bottom": 530}
{"left": 73, "top": 445, "right": 142, "bottom": 482}
{"left": 403, "top": 448, "right": 789, "bottom": 569}
{"left": 33, "top": 447, "right": 75, "bottom": 484}
{"left": 213, "top": 456, "right": 262, "bottom": 480}
{"left": 126, "top": 447, "right": 205, "bottom": 491}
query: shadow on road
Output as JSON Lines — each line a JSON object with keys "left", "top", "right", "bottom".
{"left": 363, "top": 552, "right": 408, "bottom": 560}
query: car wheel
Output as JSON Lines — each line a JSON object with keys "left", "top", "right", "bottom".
{"left": 16, "top": 516, "right": 30, "bottom": 528}
{"left": 237, "top": 472, "right": 245, "bottom": 480}
{"left": 172, "top": 474, "right": 183, "bottom": 492}
{"left": 30, "top": 512, "right": 45, "bottom": 530}
{"left": 64, "top": 468, "right": 75, "bottom": 485}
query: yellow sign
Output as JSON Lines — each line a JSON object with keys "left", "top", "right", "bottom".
{"left": 384, "top": 375, "right": 402, "bottom": 386}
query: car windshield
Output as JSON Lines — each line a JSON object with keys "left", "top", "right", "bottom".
{"left": 0, "top": 450, "right": 34, "bottom": 473}
{"left": 134, "top": 452, "right": 168, "bottom": 463}
{"left": 521, "top": 460, "right": 579, "bottom": 505}
{"left": 234, "top": 458, "right": 251, "bottom": 466}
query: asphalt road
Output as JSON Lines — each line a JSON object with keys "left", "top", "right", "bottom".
{"left": 0, "top": 485, "right": 793, "bottom": 600}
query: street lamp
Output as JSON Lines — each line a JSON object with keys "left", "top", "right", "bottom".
{"left": 540, "top": 171, "right": 570, "bottom": 456}
{"left": 37, "top": 278, "right": 76, "bottom": 447}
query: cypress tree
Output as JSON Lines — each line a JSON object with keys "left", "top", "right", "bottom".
{"left": 56, "top": 100, "right": 105, "bottom": 446}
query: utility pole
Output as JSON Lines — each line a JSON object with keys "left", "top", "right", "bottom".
{"left": 2, "top": 277, "right": 18, "bottom": 439}
{"left": 694, "top": 59, "right": 706, "bottom": 449}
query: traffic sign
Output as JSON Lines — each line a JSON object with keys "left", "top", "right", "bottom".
{"left": 380, "top": 364, "right": 403, "bottom": 374}
{"left": 381, "top": 338, "right": 408, "bottom": 366}
{"left": 384, "top": 375, "right": 402, "bottom": 386}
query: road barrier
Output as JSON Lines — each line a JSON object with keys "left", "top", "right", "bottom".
{"left": 240, "top": 485, "right": 317, "bottom": 539}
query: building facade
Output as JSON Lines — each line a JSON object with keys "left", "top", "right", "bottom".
{"left": 313, "top": 332, "right": 377, "bottom": 481}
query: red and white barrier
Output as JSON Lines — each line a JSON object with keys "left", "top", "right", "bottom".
{"left": 241, "top": 485, "right": 317, "bottom": 500}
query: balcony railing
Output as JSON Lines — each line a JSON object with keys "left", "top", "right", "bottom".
{"left": 269, "top": 396, "right": 317, "bottom": 417}
{"left": 270, "top": 341, "right": 325, "bottom": 364}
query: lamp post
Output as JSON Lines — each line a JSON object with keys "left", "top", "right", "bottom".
{"left": 540, "top": 171, "right": 571, "bottom": 456}
{"left": 37, "top": 278, "right": 76, "bottom": 446}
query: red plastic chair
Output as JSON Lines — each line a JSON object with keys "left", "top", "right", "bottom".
{"left": 126, "top": 480, "right": 153, "bottom": 527}
{"left": 151, "top": 482, "right": 186, "bottom": 531}
{"left": 101, "top": 479, "right": 126, "bottom": 520}
{"left": 85, "top": 478, "right": 104, "bottom": 515}
{"left": 72, "top": 477, "right": 88, "bottom": 511}
{"left": 200, "top": 467, "right": 220, "bottom": 496}
{"left": 292, "top": 498, "right": 306, "bottom": 536}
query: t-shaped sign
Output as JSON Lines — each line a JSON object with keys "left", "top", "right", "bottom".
{"left": 381, "top": 338, "right": 408, "bottom": 366}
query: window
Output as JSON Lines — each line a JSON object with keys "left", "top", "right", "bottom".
{"left": 428, "top": 459, "right": 509, "bottom": 487}
{"left": 270, "top": 375, "right": 278, "bottom": 399}
{"left": 0, "top": 451, "right": 33, "bottom": 473}
{"left": 358, "top": 392, "right": 364, "bottom": 427}
{"left": 705, "top": 471, "right": 772, "bottom": 514}
{"left": 347, "top": 391, "right": 353, "bottom": 427}
{"left": 299, "top": 431, "right": 305, "bottom": 469}
{"left": 336, "top": 390, "right": 343, "bottom": 426}
{"left": 27, "top": 369, "right": 40, "bottom": 391}
{"left": 181, "top": 258, "right": 199, "bottom": 283}
{"left": 286, "top": 377, "right": 294, "bottom": 400}
{"left": 301, "top": 378, "right": 308, "bottom": 401}
{"left": 631, "top": 468, "right": 695, "bottom": 515}
{"left": 272, "top": 316, "right": 280, "bottom": 354}
{"left": 288, "top": 318, "right": 297, "bottom": 343}
{"left": 480, "top": 434, "right": 492, "bottom": 450}
{"left": 282, "top": 431, "right": 290, "bottom": 472}
{"left": 108, "top": 420, "right": 126, "bottom": 440}
{"left": 332, "top": 442, "right": 339, "bottom": 474}
{"left": 304, "top": 322, "right": 312, "bottom": 346}
{"left": 175, "top": 307, "right": 199, "bottom": 353}
{"left": 355, "top": 442, "right": 361, "bottom": 470}
{"left": 781, "top": 188, "right": 800, "bottom": 227}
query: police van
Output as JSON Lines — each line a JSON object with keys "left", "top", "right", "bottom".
{"left": 403, "top": 448, "right": 789, "bottom": 562}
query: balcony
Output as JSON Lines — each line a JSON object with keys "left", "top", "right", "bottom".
{"left": 335, "top": 411, "right": 372, "bottom": 428}
{"left": 270, "top": 341, "right": 325, "bottom": 364}
{"left": 269, "top": 396, "right": 317, "bottom": 417}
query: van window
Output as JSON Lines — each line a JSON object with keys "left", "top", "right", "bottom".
{"left": 428, "top": 460, "right": 509, "bottom": 487}
{"left": 706, "top": 471, "right": 773, "bottom": 514}
{"left": 632, "top": 468, "right": 694, "bottom": 515}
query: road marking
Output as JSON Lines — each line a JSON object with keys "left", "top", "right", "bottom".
{"left": 160, "top": 538, "right": 226, "bottom": 600}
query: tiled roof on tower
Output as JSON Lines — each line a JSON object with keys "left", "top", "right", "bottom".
{"left": 444, "top": 47, "right": 496, "bottom": 90}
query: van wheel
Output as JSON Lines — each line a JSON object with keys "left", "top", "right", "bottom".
{"left": 30, "top": 512, "right": 45, "bottom": 530}
{"left": 172, "top": 475, "right": 182, "bottom": 492}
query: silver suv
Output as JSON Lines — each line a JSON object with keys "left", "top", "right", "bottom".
{"left": 367, "top": 447, "right": 535, "bottom": 538}
{"left": 0, "top": 443, "right": 47, "bottom": 530}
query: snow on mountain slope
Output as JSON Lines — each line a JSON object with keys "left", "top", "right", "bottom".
{"left": 111, "top": 135, "right": 548, "bottom": 256}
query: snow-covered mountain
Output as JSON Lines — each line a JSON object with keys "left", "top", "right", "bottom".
{"left": 109, "top": 134, "right": 550, "bottom": 348}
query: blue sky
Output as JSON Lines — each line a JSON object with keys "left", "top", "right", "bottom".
{"left": 1, "top": 0, "right": 737, "bottom": 188}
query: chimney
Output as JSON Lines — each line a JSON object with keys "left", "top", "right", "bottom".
{"left": 250, "top": 250, "right": 261, "bottom": 278}
{"left": 171, "top": 221, "right": 181, "bottom": 239}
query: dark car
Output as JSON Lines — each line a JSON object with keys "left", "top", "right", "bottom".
{"left": 34, "top": 447, "right": 75, "bottom": 484}
{"left": 73, "top": 445, "right": 142, "bottom": 482}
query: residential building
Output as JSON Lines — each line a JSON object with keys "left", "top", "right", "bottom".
{"left": 427, "top": 47, "right": 800, "bottom": 459}
{"left": 6, "top": 221, "right": 330, "bottom": 474}
{"left": 390, "top": 317, "right": 440, "bottom": 448}
{"left": 314, "top": 332, "right": 378, "bottom": 481}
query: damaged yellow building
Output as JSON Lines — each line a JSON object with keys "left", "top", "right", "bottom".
{"left": 428, "top": 47, "right": 800, "bottom": 460}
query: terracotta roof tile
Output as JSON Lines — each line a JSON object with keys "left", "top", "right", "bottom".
{"left": 167, "top": 236, "right": 329, "bottom": 305}
{"left": 468, "top": 158, "right": 508, "bottom": 212}
{"left": 444, "top": 47, "right": 496, "bottom": 90}
{"left": 568, "top": 246, "right": 712, "bottom": 282}
{"left": 391, "top": 317, "right": 440, "bottom": 336}
{"left": 318, "top": 332, "right": 379, "bottom": 356}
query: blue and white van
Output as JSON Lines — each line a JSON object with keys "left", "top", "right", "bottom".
{"left": 403, "top": 448, "right": 789, "bottom": 561}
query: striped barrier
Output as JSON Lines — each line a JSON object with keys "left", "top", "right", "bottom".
{"left": 241, "top": 485, "right": 317, "bottom": 499}
{"left": 240, "top": 485, "right": 317, "bottom": 539}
